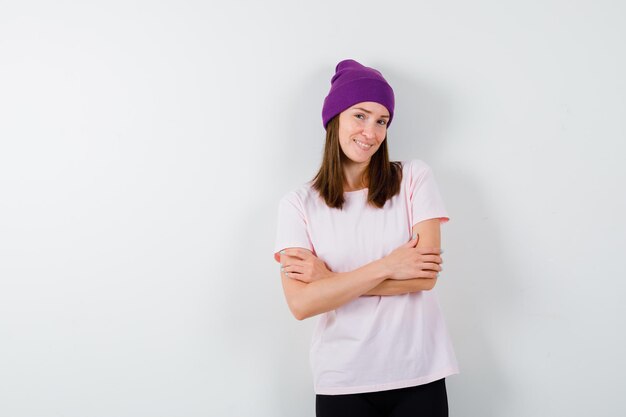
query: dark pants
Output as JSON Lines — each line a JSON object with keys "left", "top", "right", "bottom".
{"left": 316, "top": 378, "right": 448, "bottom": 417}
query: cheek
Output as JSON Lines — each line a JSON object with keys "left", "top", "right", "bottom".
{"left": 339, "top": 136, "right": 352, "bottom": 153}
{"left": 338, "top": 124, "right": 355, "bottom": 144}
{"left": 377, "top": 130, "right": 387, "bottom": 143}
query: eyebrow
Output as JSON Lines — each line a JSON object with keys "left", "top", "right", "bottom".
{"left": 353, "top": 107, "right": 390, "bottom": 118}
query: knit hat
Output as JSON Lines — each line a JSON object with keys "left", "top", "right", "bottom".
{"left": 322, "top": 59, "right": 395, "bottom": 129}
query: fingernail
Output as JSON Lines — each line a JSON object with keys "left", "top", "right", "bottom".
{"left": 280, "top": 266, "right": 284, "bottom": 271}
{"left": 412, "top": 233, "right": 418, "bottom": 240}
{"left": 280, "top": 250, "right": 285, "bottom": 255}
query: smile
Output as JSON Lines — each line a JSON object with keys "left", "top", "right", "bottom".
{"left": 353, "top": 139, "right": 373, "bottom": 150}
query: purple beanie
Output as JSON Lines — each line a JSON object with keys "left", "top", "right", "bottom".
{"left": 322, "top": 59, "right": 395, "bottom": 129}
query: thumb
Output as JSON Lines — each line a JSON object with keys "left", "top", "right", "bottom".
{"left": 403, "top": 233, "right": 419, "bottom": 247}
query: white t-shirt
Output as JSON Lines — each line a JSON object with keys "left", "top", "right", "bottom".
{"left": 273, "top": 159, "right": 459, "bottom": 395}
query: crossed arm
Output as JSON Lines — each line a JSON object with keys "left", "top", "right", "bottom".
{"left": 278, "top": 218, "right": 444, "bottom": 320}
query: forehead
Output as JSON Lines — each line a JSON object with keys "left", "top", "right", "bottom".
{"left": 346, "top": 101, "right": 390, "bottom": 116}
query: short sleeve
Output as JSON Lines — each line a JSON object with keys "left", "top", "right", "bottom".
{"left": 273, "top": 192, "right": 314, "bottom": 263}
{"left": 406, "top": 160, "right": 450, "bottom": 227}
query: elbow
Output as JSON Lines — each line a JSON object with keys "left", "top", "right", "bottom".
{"left": 288, "top": 298, "right": 311, "bottom": 321}
{"left": 288, "top": 300, "right": 305, "bottom": 321}
{"left": 284, "top": 285, "right": 321, "bottom": 321}
{"left": 294, "top": 306, "right": 321, "bottom": 321}
{"left": 293, "top": 310, "right": 307, "bottom": 321}
{"left": 424, "top": 278, "right": 438, "bottom": 291}
{"left": 292, "top": 307, "right": 312, "bottom": 321}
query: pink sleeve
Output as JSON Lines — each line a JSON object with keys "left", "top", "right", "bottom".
{"left": 273, "top": 192, "right": 314, "bottom": 263}
{"left": 407, "top": 160, "right": 450, "bottom": 227}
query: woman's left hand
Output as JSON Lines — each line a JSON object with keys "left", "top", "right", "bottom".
{"left": 279, "top": 248, "right": 334, "bottom": 283}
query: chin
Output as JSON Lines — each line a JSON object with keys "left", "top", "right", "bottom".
{"left": 346, "top": 154, "right": 372, "bottom": 164}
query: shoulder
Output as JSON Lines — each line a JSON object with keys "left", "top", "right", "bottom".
{"left": 401, "top": 158, "right": 432, "bottom": 174}
{"left": 278, "top": 181, "right": 319, "bottom": 210}
{"left": 400, "top": 159, "right": 434, "bottom": 184}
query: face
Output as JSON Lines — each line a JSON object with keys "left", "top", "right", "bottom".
{"left": 337, "top": 101, "right": 389, "bottom": 167}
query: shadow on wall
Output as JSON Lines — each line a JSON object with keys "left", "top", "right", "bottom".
{"left": 443, "top": 172, "right": 515, "bottom": 416}
{"left": 211, "top": 64, "right": 331, "bottom": 416}
{"left": 263, "top": 65, "right": 330, "bottom": 416}
{"left": 384, "top": 66, "right": 455, "bottom": 160}
{"left": 274, "top": 65, "right": 329, "bottom": 188}
{"left": 385, "top": 66, "right": 517, "bottom": 415}
{"left": 211, "top": 202, "right": 317, "bottom": 415}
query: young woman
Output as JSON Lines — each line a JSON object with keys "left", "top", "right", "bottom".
{"left": 274, "top": 59, "right": 458, "bottom": 417}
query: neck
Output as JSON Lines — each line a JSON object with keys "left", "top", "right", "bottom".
{"left": 343, "top": 160, "right": 369, "bottom": 191}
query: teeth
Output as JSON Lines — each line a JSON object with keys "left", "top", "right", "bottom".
{"left": 354, "top": 139, "right": 372, "bottom": 150}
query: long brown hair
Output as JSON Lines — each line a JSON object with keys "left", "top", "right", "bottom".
{"left": 312, "top": 115, "right": 403, "bottom": 209}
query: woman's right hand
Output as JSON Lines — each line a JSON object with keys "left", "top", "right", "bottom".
{"left": 279, "top": 248, "right": 335, "bottom": 284}
{"left": 382, "top": 235, "right": 443, "bottom": 280}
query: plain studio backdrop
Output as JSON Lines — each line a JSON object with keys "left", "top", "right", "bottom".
{"left": 1, "top": 1, "right": 625, "bottom": 416}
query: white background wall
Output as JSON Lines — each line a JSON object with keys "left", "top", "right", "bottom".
{"left": 1, "top": 1, "right": 625, "bottom": 416}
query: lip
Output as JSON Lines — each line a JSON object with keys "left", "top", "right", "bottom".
{"left": 353, "top": 138, "right": 373, "bottom": 151}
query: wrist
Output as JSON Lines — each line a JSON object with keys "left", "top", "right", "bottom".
{"left": 369, "top": 257, "right": 392, "bottom": 282}
{"left": 375, "top": 256, "right": 393, "bottom": 279}
{"left": 325, "top": 270, "right": 338, "bottom": 280}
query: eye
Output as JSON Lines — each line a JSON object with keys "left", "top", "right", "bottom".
{"left": 354, "top": 113, "right": 365, "bottom": 120}
{"left": 378, "top": 119, "right": 388, "bottom": 126}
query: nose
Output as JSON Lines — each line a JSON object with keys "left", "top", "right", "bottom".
{"left": 362, "top": 121, "right": 376, "bottom": 139}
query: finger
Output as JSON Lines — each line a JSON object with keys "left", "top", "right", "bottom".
{"left": 282, "top": 264, "right": 304, "bottom": 275}
{"left": 280, "top": 265, "right": 302, "bottom": 278}
{"left": 402, "top": 234, "right": 419, "bottom": 248}
{"left": 281, "top": 255, "right": 312, "bottom": 268}
{"left": 281, "top": 258, "right": 305, "bottom": 272}
{"left": 280, "top": 249, "right": 301, "bottom": 259}
{"left": 414, "top": 247, "right": 442, "bottom": 255}
{"left": 280, "top": 248, "right": 313, "bottom": 260}
{"left": 420, "top": 262, "right": 442, "bottom": 272}
{"left": 419, "top": 270, "right": 439, "bottom": 279}
{"left": 279, "top": 252, "right": 298, "bottom": 264}
{"left": 422, "top": 255, "right": 442, "bottom": 264}
{"left": 283, "top": 271, "right": 305, "bottom": 281}
{"left": 288, "top": 273, "right": 311, "bottom": 283}
{"left": 279, "top": 250, "right": 296, "bottom": 264}
{"left": 415, "top": 247, "right": 441, "bottom": 254}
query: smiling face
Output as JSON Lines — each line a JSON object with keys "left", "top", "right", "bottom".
{"left": 338, "top": 101, "right": 390, "bottom": 168}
